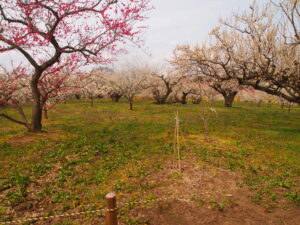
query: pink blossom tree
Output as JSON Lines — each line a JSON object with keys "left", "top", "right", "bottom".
{"left": 38, "top": 63, "right": 76, "bottom": 119}
{"left": 0, "top": 60, "right": 78, "bottom": 125}
{"left": 0, "top": 0, "right": 151, "bottom": 132}
{"left": 0, "top": 65, "right": 31, "bottom": 129}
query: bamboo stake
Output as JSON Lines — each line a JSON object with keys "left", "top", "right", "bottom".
{"left": 174, "top": 111, "right": 181, "bottom": 173}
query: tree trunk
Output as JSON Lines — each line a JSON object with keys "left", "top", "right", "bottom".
{"left": 155, "top": 89, "right": 172, "bottom": 104}
{"left": 129, "top": 101, "right": 133, "bottom": 110}
{"left": 268, "top": 100, "right": 271, "bottom": 108}
{"left": 111, "top": 94, "right": 121, "bottom": 102}
{"left": 192, "top": 96, "right": 202, "bottom": 104}
{"left": 75, "top": 94, "right": 81, "bottom": 99}
{"left": 172, "top": 94, "right": 180, "bottom": 103}
{"left": 288, "top": 103, "right": 292, "bottom": 113}
{"left": 90, "top": 96, "right": 94, "bottom": 107}
{"left": 223, "top": 92, "right": 237, "bottom": 107}
{"left": 30, "top": 72, "right": 43, "bottom": 132}
{"left": 257, "top": 100, "right": 262, "bottom": 107}
{"left": 163, "top": 87, "right": 172, "bottom": 104}
{"left": 181, "top": 92, "right": 189, "bottom": 104}
{"left": 43, "top": 109, "right": 48, "bottom": 119}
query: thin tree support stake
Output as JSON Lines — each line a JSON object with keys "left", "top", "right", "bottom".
{"left": 105, "top": 192, "right": 118, "bottom": 225}
{"left": 174, "top": 111, "right": 182, "bottom": 173}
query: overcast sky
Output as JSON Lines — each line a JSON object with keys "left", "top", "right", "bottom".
{"left": 0, "top": 0, "right": 267, "bottom": 70}
{"left": 115, "top": 0, "right": 267, "bottom": 67}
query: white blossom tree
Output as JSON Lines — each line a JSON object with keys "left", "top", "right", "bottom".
{"left": 106, "top": 65, "right": 151, "bottom": 110}
{"left": 170, "top": 76, "right": 205, "bottom": 104}
{"left": 171, "top": 39, "right": 241, "bottom": 107}
{"left": 72, "top": 69, "right": 106, "bottom": 107}
{"left": 150, "top": 67, "right": 186, "bottom": 104}
{"left": 221, "top": 0, "right": 300, "bottom": 104}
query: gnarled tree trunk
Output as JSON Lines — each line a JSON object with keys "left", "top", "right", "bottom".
{"left": 152, "top": 87, "right": 172, "bottom": 104}
{"left": 181, "top": 91, "right": 190, "bottom": 104}
{"left": 222, "top": 91, "right": 237, "bottom": 107}
{"left": 30, "top": 72, "right": 43, "bottom": 132}
{"left": 110, "top": 92, "right": 122, "bottom": 102}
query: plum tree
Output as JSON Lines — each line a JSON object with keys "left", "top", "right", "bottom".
{"left": 0, "top": 0, "right": 151, "bottom": 132}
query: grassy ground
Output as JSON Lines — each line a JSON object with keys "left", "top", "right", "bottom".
{"left": 0, "top": 99, "right": 299, "bottom": 224}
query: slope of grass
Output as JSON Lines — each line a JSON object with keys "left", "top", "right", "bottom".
{"left": 0, "top": 99, "right": 299, "bottom": 223}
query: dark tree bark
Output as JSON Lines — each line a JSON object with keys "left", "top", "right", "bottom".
{"left": 74, "top": 94, "right": 81, "bottom": 99}
{"left": 222, "top": 91, "right": 237, "bottom": 107}
{"left": 43, "top": 108, "right": 48, "bottom": 120}
{"left": 30, "top": 71, "right": 43, "bottom": 132}
{"left": 151, "top": 74, "right": 185, "bottom": 104}
{"left": 192, "top": 96, "right": 202, "bottom": 104}
{"left": 90, "top": 96, "right": 94, "bottom": 107}
{"left": 0, "top": 113, "right": 28, "bottom": 127}
{"left": 110, "top": 92, "right": 122, "bottom": 102}
{"left": 152, "top": 85, "right": 172, "bottom": 104}
{"left": 181, "top": 91, "right": 192, "bottom": 104}
{"left": 112, "top": 95, "right": 121, "bottom": 102}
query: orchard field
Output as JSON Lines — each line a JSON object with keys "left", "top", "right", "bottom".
{"left": 0, "top": 100, "right": 299, "bottom": 224}
{"left": 0, "top": 0, "right": 299, "bottom": 224}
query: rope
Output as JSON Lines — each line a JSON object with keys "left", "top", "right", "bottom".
{"left": 0, "top": 187, "right": 241, "bottom": 224}
{"left": 0, "top": 208, "right": 110, "bottom": 225}
{"left": 0, "top": 182, "right": 283, "bottom": 224}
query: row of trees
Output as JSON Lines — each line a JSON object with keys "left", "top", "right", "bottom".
{"left": 1, "top": 0, "right": 298, "bottom": 132}
{"left": 0, "top": 63, "right": 208, "bottom": 115}
{"left": 171, "top": 0, "right": 299, "bottom": 107}
{"left": 1, "top": 61, "right": 288, "bottom": 120}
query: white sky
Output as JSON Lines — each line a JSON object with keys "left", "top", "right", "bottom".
{"left": 0, "top": 0, "right": 267, "bottom": 70}
{"left": 114, "top": 0, "right": 268, "bottom": 67}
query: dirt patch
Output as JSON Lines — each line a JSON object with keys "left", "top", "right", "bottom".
{"left": 128, "top": 158, "right": 300, "bottom": 225}
{"left": 7, "top": 130, "right": 69, "bottom": 147}
{"left": 0, "top": 163, "right": 62, "bottom": 220}
{"left": 1, "top": 157, "right": 299, "bottom": 225}
{"left": 8, "top": 134, "right": 39, "bottom": 147}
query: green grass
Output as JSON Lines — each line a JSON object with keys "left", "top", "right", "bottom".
{"left": 0, "top": 99, "right": 299, "bottom": 222}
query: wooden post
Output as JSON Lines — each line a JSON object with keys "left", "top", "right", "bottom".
{"left": 105, "top": 192, "right": 118, "bottom": 225}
